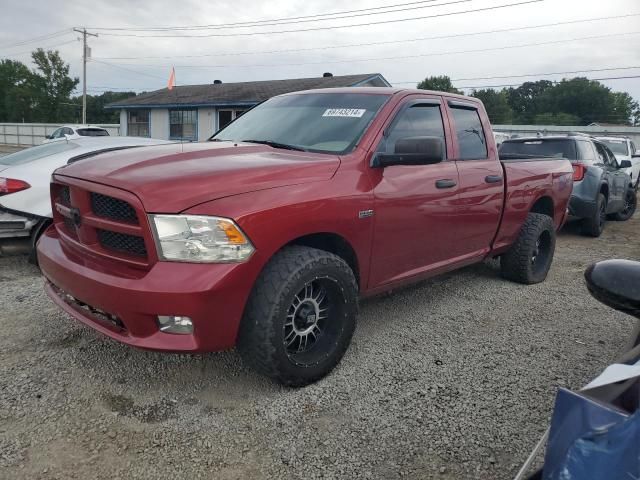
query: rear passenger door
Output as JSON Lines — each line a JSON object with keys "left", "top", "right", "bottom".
{"left": 446, "top": 100, "right": 503, "bottom": 259}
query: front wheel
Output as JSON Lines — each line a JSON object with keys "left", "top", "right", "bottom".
{"left": 500, "top": 212, "right": 556, "bottom": 285}
{"left": 237, "top": 246, "right": 358, "bottom": 387}
{"left": 613, "top": 189, "right": 637, "bottom": 221}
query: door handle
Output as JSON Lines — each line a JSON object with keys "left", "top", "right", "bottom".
{"left": 485, "top": 175, "right": 503, "bottom": 184}
{"left": 435, "top": 179, "right": 457, "bottom": 189}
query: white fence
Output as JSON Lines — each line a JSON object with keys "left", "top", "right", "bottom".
{"left": 0, "top": 123, "right": 120, "bottom": 146}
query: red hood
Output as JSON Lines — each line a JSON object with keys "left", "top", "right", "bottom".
{"left": 55, "top": 142, "right": 340, "bottom": 212}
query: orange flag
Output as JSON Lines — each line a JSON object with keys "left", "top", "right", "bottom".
{"left": 167, "top": 67, "right": 176, "bottom": 90}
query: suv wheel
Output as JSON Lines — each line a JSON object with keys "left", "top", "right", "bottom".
{"left": 613, "top": 189, "right": 637, "bottom": 221}
{"left": 238, "top": 246, "right": 358, "bottom": 387}
{"left": 581, "top": 193, "right": 607, "bottom": 237}
{"left": 500, "top": 212, "right": 556, "bottom": 284}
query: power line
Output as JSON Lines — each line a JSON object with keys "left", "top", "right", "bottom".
{"left": 392, "top": 65, "right": 640, "bottom": 84}
{"left": 455, "top": 74, "right": 640, "bottom": 90}
{"left": 97, "top": 0, "right": 543, "bottom": 38}
{"left": 0, "top": 29, "right": 72, "bottom": 49}
{"left": 101, "top": 30, "right": 640, "bottom": 70}
{"left": 2, "top": 39, "right": 78, "bottom": 58}
{"left": 92, "top": 59, "right": 166, "bottom": 81}
{"left": 93, "top": 12, "right": 640, "bottom": 61}
{"left": 88, "top": 0, "right": 469, "bottom": 31}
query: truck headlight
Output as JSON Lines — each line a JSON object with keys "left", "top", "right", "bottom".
{"left": 149, "top": 215, "right": 255, "bottom": 263}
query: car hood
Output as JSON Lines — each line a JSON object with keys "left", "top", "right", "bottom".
{"left": 55, "top": 142, "right": 341, "bottom": 212}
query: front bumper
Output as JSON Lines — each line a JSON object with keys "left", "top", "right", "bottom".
{"left": 37, "top": 227, "right": 258, "bottom": 352}
{"left": 0, "top": 208, "right": 39, "bottom": 239}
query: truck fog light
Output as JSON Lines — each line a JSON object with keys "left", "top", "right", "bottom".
{"left": 157, "top": 315, "right": 193, "bottom": 334}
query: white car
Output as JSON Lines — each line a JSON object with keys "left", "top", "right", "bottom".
{"left": 0, "top": 136, "right": 172, "bottom": 258}
{"left": 597, "top": 136, "right": 640, "bottom": 189}
{"left": 43, "top": 125, "right": 111, "bottom": 143}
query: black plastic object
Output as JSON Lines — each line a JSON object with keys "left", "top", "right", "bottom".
{"left": 585, "top": 259, "right": 640, "bottom": 320}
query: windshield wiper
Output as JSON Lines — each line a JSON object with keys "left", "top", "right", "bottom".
{"left": 241, "top": 139, "right": 307, "bottom": 152}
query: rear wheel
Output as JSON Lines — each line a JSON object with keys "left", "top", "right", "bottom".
{"left": 613, "top": 189, "right": 637, "bottom": 221}
{"left": 581, "top": 193, "right": 606, "bottom": 237}
{"left": 237, "top": 246, "right": 358, "bottom": 387}
{"left": 500, "top": 212, "right": 556, "bottom": 285}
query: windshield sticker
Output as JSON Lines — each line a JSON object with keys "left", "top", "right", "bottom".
{"left": 322, "top": 108, "right": 366, "bottom": 118}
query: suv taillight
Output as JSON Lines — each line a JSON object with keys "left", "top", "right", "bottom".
{"left": 572, "top": 163, "right": 586, "bottom": 182}
{"left": 0, "top": 177, "right": 31, "bottom": 196}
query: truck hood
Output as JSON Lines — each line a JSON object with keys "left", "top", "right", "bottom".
{"left": 55, "top": 142, "right": 340, "bottom": 212}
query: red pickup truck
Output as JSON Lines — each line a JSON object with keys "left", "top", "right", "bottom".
{"left": 38, "top": 88, "right": 573, "bottom": 386}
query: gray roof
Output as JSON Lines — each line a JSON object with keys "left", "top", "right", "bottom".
{"left": 106, "top": 73, "right": 390, "bottom": 109}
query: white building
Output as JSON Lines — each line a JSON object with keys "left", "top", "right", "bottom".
{"left": 106, "top": 73, "right": 391, "bottom": 142}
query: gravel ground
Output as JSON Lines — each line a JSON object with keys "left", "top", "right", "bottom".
{"left": 1, "top": 215, "right": 638, "bottom": 480}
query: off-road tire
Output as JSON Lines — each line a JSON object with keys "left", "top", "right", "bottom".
{"left": 581, "top": 193, "right": 607, "bottom": 237}
{"left": 237, "top": 246, "right": 358, "bottom": 387}
{"left": 500, "top": 212, "right": 556, "bottom": 285}
{"left": 613, "top": 189, "right": 637, "bottom": 221}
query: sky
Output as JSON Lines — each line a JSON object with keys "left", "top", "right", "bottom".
{"left": 1, "top": 0, "right": 639, "bottom": 101}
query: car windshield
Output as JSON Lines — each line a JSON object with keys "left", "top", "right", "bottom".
{"left": 0, "top": 141, "right": 79, "bottom": 166}
{"left": 499, "top": 139, "right": 577, "bottom": 160}
{"left": 211, "top": 92, "right": 390, "bottom": 154}
{"left": 599, "top": 139, "right": 629, "bottom": 156}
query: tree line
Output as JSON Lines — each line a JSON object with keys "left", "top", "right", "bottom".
{"left": 0, "top": 49, "right": 137, "bottom": 124}
{"left": 417, "top": 75, "right": 640, "bottom": 126}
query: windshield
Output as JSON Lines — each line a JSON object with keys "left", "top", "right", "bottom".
{"left": 599, "top": 139, "right": 629, "bottom": 156}
{"left": 0, "top": 141, "right": 79, "bottom": 166}
{"left": 499, "top": 139, "right": 577, "bottom": 160}
{"left": 211, "top": 92, "right": 390, "bottom": 154}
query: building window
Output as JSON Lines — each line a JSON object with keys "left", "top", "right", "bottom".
{"left": 218, "top": 109, "right": 247, "bottom": 131}
{"left": 127, "top": 110, "right": 150, "bottom": 137}
{"left": 170, "top": 109, "right": 197, "bottom": 140}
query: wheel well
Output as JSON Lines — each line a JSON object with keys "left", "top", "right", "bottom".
{"left": 600, "top": 183, "right": 609, "bottom": 199}
{"left": 287, "top": 233, "right": 360, "bottom": 286}
{"left": 530, "top": 196, "right": 554, "bottom": 219}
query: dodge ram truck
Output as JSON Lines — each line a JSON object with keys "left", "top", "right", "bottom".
{"left": 37, "top": 88, "right": 573, "bottom": 386}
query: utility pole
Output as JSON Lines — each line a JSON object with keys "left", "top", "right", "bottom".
{"left": 73, "top": 28, "right": 98, "bottom": 124}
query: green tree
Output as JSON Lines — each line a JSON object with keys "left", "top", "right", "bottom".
{"left": 416, "top": 75, "right": 462, "bottom": 94}
{"left": 29, "top": 48, "right": 79, "bottom": 122}
{"left": 0, "top": 59, "right": 35, "bottom": 122}
{"left": 470, "top": 89, "right": 513, "bottom": 124}
{"left": 69, "top": 91, "right": 137, "bottom": 123}
{"left": 506, "top": 80, "right": 554, "bottom": 124}
{"left": 610, "top": 91, "right": 639, "bottom": 126}
{"left": 540, "top": 77, "right": 612, "bottom": 125}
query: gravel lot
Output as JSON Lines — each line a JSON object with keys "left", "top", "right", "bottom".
{"left": 1, "top": 214, "right": 638, "bottom": 479}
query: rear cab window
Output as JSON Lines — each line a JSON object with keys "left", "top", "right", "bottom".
{"left": 449, "top": 104, "right": 488, "bottom": 160}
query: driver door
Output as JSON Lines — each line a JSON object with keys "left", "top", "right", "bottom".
{"left": 368, "top": 97, "right": 461, "bottom": 288}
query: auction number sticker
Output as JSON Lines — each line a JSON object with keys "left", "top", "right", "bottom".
{"left": 322, "top": 108, "right": 366, "bottom": 118}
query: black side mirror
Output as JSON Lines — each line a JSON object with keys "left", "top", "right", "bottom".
{"left": 372, "top": 136, "right": 444, "bottom": 168}
{"left": 585, "top": 260, "right": 640, "bottom": 319}
{"left": 619, "top": 159, "right": 632, "bottom": 168}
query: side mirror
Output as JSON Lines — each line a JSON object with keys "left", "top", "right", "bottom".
{"left": 619, "top": 160, "right": 632, "bottom": 169}
{"left": 372, "top": 136, "right": 444, "bottom": 168}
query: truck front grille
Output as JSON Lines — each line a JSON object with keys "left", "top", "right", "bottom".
{"left": 91, "top": 192, "right": 139, "bottom": 224}
{"left": 97, "top": 229, "right": 147, "bottom": 257}
{"left": 52, "top": 181, "right": 151, "bottom": 266}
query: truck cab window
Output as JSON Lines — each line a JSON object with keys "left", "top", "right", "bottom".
{"left": 450, "top": 107, "right": 487, "bottom": 160}
{"left": 379, "top": 104, "right": 446, "bottom": 154}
